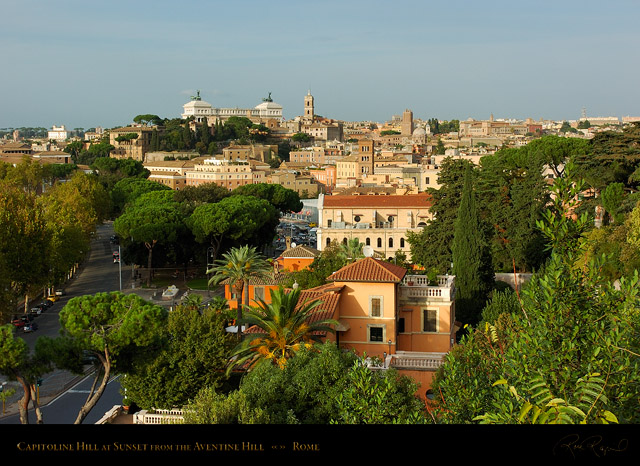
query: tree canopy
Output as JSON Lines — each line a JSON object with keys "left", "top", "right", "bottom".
{"left": 188, "top": 195, "right": 279, "bottom": 260}
{"left": 52, "top": 292, "right": 167, "bottom": 423}
{"left": 120, "top": 297, "right": 233, "bottom": 410}
{"left": 231, "top": 183, "right": 303, "bottom": 213}
{"left": 430, "top": 172, "right": 640, "bottom": 424}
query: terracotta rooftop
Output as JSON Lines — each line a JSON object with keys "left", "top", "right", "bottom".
{"left": 327, "top": 257, "right": 407, "bottom": 283}
{"left": 298, "top": 284, "right": 343, "bottom": 329}
{"left": 279, "top": 245, "right": 320, "bottom": 259}
{"left": 244, "top": 284, "right": 343, "bottom": 335}
{"left": 323, "top": 192, "right": 431, "bottom": 208}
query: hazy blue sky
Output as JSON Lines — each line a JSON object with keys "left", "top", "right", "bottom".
{"left": 1, "top": 0, "right": 639, "bottom": 129}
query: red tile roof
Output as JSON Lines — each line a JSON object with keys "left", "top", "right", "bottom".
{"left": 323, "top": 193, "right": 432, "bottom": 208}
{"left": 278, "top": 245, "right": 320, "bottom": 259}
{"left": 244, "top": 284, "right": 343, "bottom": 335}
{"left": 327, "top": 257, "right": 407, "bottom": 283}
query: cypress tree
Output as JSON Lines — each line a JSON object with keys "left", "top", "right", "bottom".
{"left": 150, "top": 129, "right": 159, "bottom": 151}
{"left": 199, "top": 116, "right": 210, "bottom": 147}
{"left": 451, "top": 165, "right": 493, "bottom": 328}
{"left": 182, "top": 122, "right": 193, "bottom": 150}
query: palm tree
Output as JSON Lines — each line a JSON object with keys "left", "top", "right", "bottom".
{"left": 339, "top": 237, "right": 365, "bottom": 263}
{"left": 207, "top": 245, "right": 272, "bottom": 340}
{"left": 228, "top": 286, "right": 338, "bottom": 371}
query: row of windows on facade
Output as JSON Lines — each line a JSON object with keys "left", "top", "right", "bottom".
{"left": 326, "top": 237, "right": 406, "bottom": 248}
{"left": 363, "top": 311, "right": 439, "bottom": 342}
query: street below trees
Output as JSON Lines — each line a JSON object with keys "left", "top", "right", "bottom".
{"left": 0, "top": 221, "right": 128, "bottom": 423}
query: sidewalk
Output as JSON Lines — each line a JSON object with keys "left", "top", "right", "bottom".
{"left": 0, "top": 369, "right": 89, "bottom": 420}
{"left": 1, "top": 287, "right": 222, "bottom": 421}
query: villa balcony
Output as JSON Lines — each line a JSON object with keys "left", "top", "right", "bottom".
{"left": 390, "top": 351, "right": 447, "bottom": 371}
{"left": 368, "top": 351, "right": 447, "bottom": 372}
{"left": 400, "top": 274, "right": 455, "bottom": 301}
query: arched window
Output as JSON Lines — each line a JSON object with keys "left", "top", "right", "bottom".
{"left": 389, "top": 237, "right": 394, "bottom": 248}
{"left": 343, "top": 237, "right": 348, "bottom": 245}
{"left": 377, "top": 238, "right": 382, "bottom": 248}
{"left": 326, "top": 237, "right": 331, "bottom": 247}
{"left": 400, "top": 238, "right": 405, "bottom": 248}
{"left": 366, "top": 237, "right": 370, "bottom": 246}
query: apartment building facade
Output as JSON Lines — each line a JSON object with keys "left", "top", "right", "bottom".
{"left": 185, "top": 158, "right": 254, "bottom": 190}
{"left": 267, "top": 171, "right": 320, "bottom": 197}
{"left": 316, "top": 192, "right": 432, "bottom": 261}
{"left": 109, "top": 126, "right": 156, "bottom": 162}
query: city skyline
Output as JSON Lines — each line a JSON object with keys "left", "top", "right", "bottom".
{"left": 1, "top": 0, "right": 639, "bottom": 129}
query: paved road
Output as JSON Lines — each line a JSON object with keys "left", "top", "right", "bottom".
{"left": 1, "top": 221, "right": 222, "bottom": 424}
{"left": 0, "top": 222, "right": 126, "bottom": 423}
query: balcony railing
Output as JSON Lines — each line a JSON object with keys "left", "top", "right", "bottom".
{"left": 389, "top": 351, "right": 447, "bottom": 370}
{"left": 400, "top": 275, "right": 455, "bottom": 300}
{"left": 133, "top": 409, "right": 184, "bottom": 424}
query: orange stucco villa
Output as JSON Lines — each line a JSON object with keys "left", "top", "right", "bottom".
{"left": 223, "top": 255, "right": 457, "bottom": 400}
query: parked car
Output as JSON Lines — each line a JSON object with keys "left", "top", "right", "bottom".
{"left": 23, "top": 322, "right": 38, "bottom": 333}
{"left": 113, "top": 252, "right": 120, "bottom": 263}
{"left": 12, "top": 319, "right": 26, "bottom": 328}
{"left": 29, "top": 307, "right": 42, "bottom": 316}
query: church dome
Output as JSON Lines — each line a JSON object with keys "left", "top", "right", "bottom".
{"left": 412, "top": 126, "right": 427, "bottom": 137}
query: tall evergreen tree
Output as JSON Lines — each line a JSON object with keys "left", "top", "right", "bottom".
{"left": 407, "top": 157, "right": 472, "bottom": 272}
{"left": 182, "top": 122, "right": 193, "bottom": 150}
{"left": 451, "top": 165, "right": 493, "bottom": 328}
{"left": 149, "top": 129, "right": 159, "bottom": 152}
{"left": 199, "top": 116, "right": 210, "bottom": 147}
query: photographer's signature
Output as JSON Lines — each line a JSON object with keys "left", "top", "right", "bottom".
{"left": 554, "top": 434, "right": 628, "bottom": 458}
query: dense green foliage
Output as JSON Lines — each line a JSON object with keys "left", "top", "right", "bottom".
{"left": 574, "top": 122, "right": 640, "bottom": 191}
{"left": 188, "top": 196, "right": 279, "bottom": 260}
{"left": 407, "top": 157, "right": 473, "bottom": 273}
{"left": 50, "top": 292, "right": 167, "bottom": 423}
{"left": 231, "top": 182, "right": 303, "bottom": 213}
{"left": 0, "top": 162, "right": 108, "bottom": 320}
{"left": 409, "top": 136, "right": 597, "bottom": 275}
{"left": 183, "top": 343, "right": 427, "bottom": 424}
{"left": 121, "top": 298, "right": 233, "bottom": 410}
{"left": 114, "top": 191, "right": 184, "bottom": 286}
{"left": 430, "top": 173, "right": 640, "bottom": 424}
{"left": 451, "top": 166, "right": 494, "bottom": 326}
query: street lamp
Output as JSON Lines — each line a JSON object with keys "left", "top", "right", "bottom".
{"left": 118, "top": 245, "right": 122, "bottom": 291}
{"left": 207, "top": 247, "right": 214, "bottom": 296}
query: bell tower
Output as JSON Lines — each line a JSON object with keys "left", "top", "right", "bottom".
{"left": 401, "top": 109, "right": 414, "bottom": 136}
{"left": 304, "top": 90, "right": 315, "bottom": 124}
